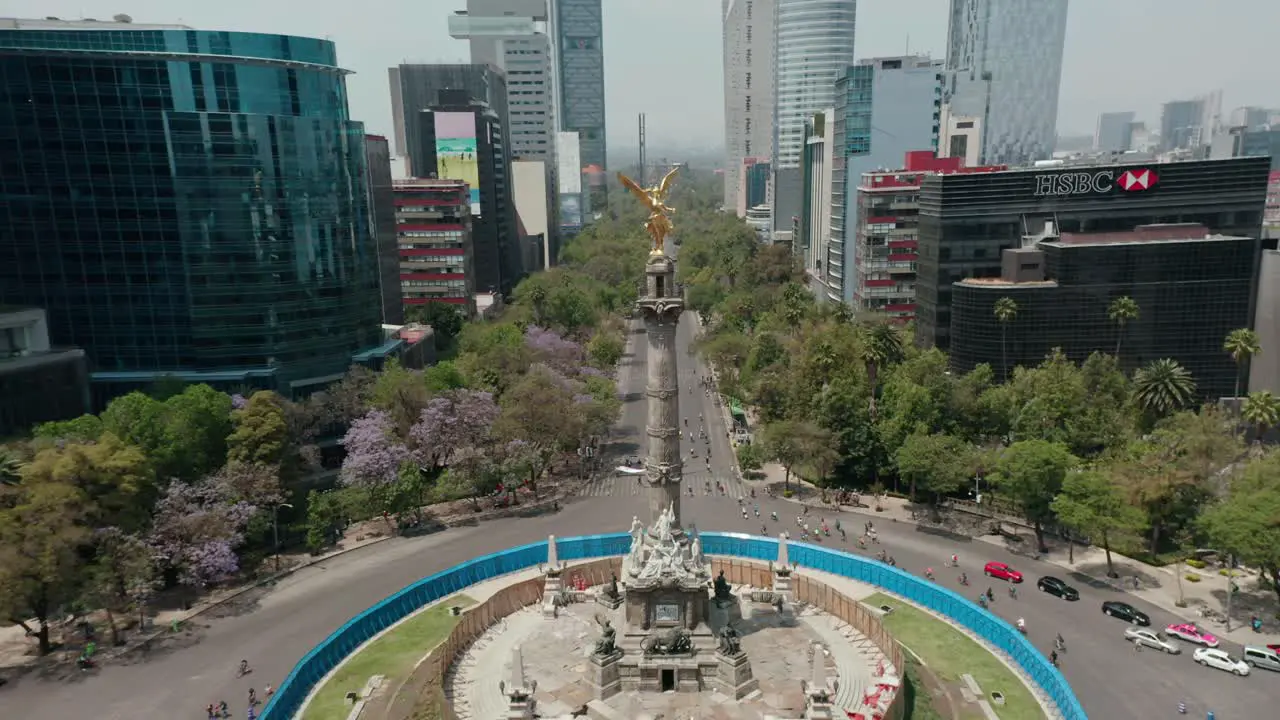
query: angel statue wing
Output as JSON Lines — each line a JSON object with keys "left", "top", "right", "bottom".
{"left": 656, "top": 166, "right": 680, "bottom": 199}
{"left": 617, "top": 172, "right": 652, "bottom": 207}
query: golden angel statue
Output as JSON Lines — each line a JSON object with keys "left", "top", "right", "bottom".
{"left": 617, "top": 166, "right": 680, "bottom": 254}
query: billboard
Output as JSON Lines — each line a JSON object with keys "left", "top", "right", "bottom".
{"left": 434, "top": 111, "right": 481, "bottom": 215}
{"left": 560, "top": 193, "right": 583, "bottom": 231}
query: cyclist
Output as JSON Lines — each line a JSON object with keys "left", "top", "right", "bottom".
{"left": 950, "top": 553, "right": 959, "bottom": 567}
{"left": 238, "top": 659, "right": 250, "bottom": 677}
{"left": 1008, "top": 584, "right": 1018, "bottom": 599}
{"left": 978, "top": 595, "right": 988, "bottom": 609}
{"left": 1054, "top": 634, "right": 1065, "bottom": 651}
{"left": 925, "top": 567, "right": 935, "bottom": 581}
{"left": 1016, "top": 617, "right": 1026, "bottom": 634}
{"left": 959, "top": 572, "right": 969, "bottom": 586}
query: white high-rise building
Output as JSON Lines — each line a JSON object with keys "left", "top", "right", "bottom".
{"left": 941, "top": 0, "right": 1067, "bottom": 165}
{"left": 773, "top": 0, "right": 856, "bottom": 171}
{"left": 450, "top": 1, "right": 557, "bottom": 166}
{"left": 722, "top": 0, "right": 776, "bottom": 215}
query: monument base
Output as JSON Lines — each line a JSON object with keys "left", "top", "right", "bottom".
{"left": 595, "top": 592, "right": 624, "bottom": 611}
{"left": 716, "top": 651, "right": 760, "bottom": 700}
{"left": 708, "top": 596, "right": 744, "bottom": 632}
{"left": 617, "top": 652, "right": 720, "bottom": 693}
{"left": 588, "top": 650, "right": 623, "bottom": 700}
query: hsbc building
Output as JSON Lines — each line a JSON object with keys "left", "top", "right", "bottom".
{"left": 914, "top": 156, "right": 1272, "bottom": 351}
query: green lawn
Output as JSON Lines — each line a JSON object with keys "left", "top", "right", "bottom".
{"left": 302, "top": 594, "right": 475, "bottom": 720}
{"left": 864, "top": 592, "right": 1044, "bottom": 720}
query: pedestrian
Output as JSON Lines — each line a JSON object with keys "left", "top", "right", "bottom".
{"left": 1049, "top": 650, "right": 1058, "bottom": 667}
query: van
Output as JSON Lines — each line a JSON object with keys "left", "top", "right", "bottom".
{"left": 1243, "top": 646, "right": 1280, "bottom": 672}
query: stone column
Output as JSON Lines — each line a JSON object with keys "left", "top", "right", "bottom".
{"left": 636, "top": 252, "right": 684, "bottom": 527}
{"left": 803, "top": 643, "right": 837, "bottom": 720}
{"left": 501, "top": 646, "right": 537, "bottom": 720}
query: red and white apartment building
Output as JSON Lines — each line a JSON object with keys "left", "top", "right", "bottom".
{"left": 393, "top": 179, "right": 476, "bottom": 317}
{"left": 853, "top": 151, "right": 1003, "bottom": 320}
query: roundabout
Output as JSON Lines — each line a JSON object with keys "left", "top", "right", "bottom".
{"left": 271, "top": 529, "right": 1072, "bottom": 720}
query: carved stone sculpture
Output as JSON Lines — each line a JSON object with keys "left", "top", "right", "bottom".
{"left": 604, "top": 573, "right": 620, "bottom": 600}
{"left": 717, "top": 623, "right": 742, "bottom": 656}
{"left": 593, "top": 618, "right": 618, "bottom": 657}
{"left": 640, "top": 626, "right": 692, "bottom": 655}
{"left": 714, "top": 570, "right": 733, "bottom": 602}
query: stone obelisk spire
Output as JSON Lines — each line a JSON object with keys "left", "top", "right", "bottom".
{"left": 637, "top": 250, "right": 684, "bottom": 526}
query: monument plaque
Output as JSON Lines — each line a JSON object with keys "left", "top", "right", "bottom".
{"left": 655, "top": 603, "right": 681, "bottom": 624}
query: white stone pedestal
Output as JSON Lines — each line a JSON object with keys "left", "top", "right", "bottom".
{"left": 716, "top": 651, "right": 760, "bottom": 699}
{"left": 588, "top": 650, "right": 623, "bottom": 700}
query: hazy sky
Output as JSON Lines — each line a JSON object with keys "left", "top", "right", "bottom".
{"left": 10, "top": 0, "right": 1279, "bottom": 152}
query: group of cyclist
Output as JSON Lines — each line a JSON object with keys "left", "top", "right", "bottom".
{"left": 206, "top": 661, "right": 272, "bottom": 718}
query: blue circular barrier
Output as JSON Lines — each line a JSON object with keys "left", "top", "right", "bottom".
{"left": 260, "top": 533, "right": 1087, "bottom": 719}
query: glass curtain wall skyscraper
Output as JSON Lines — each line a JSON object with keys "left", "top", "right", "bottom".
{"left": 773, "top": 0, "right": 856, "bottom": 170}
{"left": 942, "top": 0, "right": 1067, "bottom": 165}
{"left": 0, "top": 18, "right": 385, "bottom": 403}
{"left": 551, "top": 0, "right": 606, "bottom": 171}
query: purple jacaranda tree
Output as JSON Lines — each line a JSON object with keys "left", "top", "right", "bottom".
{"left": 148, "top": 480, "right": 256, "bottom": 588}
{"left": 524, "top": 325, "right": 586, "bottom": 376}
{"left": 339, "top": 410, "right": 410, "bottom": 489}
{"left": 408, "top": 390, "right": 500, "bottom": 469}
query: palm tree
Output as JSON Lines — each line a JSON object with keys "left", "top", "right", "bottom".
{"left": 859, "top": 321, "right": 904, "bottom": 420}
{"left": 1108, "top": 296, "right": 1140, "bottom": 361}
{"left": 1241, "top": 390, "right": 1280, "bottom": 443}
{"left": 1223, "top": 327, "right": 1261, "bottom": 410}
{"left": 1133, "top": 358, "right": 1197, "bottom": 417}
{"left": 993, "top": 297, "right": 1018, "bottom": 382}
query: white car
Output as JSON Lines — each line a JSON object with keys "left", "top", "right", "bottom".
{"left": 1193, "top": 647, "right": 1250, "bottom": 676}
{"left": 1124, "top": 628, "right": 1180, "bottom": 654}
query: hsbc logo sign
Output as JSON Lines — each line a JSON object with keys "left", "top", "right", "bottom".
{"left": 1033, "top": 168, "right": 1159, "bottom": 197}
{"left": 1117, "top": 168, "right": 1157, "bottom": 191}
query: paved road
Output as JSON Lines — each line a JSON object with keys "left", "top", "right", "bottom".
{"left": 3, "top": 309, "right": 1272, "bottom": 719}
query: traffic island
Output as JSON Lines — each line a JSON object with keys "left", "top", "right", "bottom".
{"left": 300, "top": 593, "right": 474, "bottom": 720}
{"left": 864, "top": 592, "right": 1044, "bottom": 719}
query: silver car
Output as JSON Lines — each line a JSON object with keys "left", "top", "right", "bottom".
{"left": 1124, "top": 627, "right": 1181, "bottom": 654}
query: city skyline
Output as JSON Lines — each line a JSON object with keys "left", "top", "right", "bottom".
{"left": 7, "top": 0, "right": 1280, "bottom": 154}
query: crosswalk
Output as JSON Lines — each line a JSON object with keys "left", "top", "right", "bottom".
{"left": 577, "top": 470, "right": 752, "bottom": 499}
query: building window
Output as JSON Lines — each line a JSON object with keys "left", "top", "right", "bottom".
{"left": 745, "top": 96, "right": 751, "bottom": 112}
{"left": 745, "top": 72, "right": 751, "bottom": 90}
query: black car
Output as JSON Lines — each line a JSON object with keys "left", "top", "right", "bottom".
{"left": 1102, "top": 600, "right": 1150, "bottom": 625}
{"left": 1037, "top": 576, "right": 1079, "bottom": 600}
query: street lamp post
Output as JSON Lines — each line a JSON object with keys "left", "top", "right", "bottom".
{"left": 273, "top": 502, "right": 294, "bottom": 574}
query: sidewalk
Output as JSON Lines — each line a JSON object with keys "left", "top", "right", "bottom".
{"left": 755, "top": 463, "right": 1280, "bottom": 648}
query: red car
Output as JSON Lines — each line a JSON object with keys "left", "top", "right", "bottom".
{"left": 984, "top": 561, "right": 1024, "bottom": 583}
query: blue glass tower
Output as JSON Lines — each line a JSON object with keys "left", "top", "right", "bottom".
{"left": 0, "top": 19, "right": 386, "bottom": 403}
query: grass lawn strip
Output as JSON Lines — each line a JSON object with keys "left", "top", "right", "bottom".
{"left": 863, "top": 592, "right": 1045, "bottom": 720}
{"left": 301, "top": 593, "right": 475, "bottom": 720}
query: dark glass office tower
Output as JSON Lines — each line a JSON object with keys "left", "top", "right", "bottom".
{"left": 0, "top": 19, "right": 385, "bottom": 403}
{"left": 916, "top": 156, "right": 1271, "bottom": 352}
{"left": 950, "top": 225, "right": 1257, "bottom": 400}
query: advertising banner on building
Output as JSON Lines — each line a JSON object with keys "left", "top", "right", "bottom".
{"left": 560, "top": 193, "right": 583, "bottom": 231}
{"left": 434, "top": 111, "right": 481, "bottom": 215}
